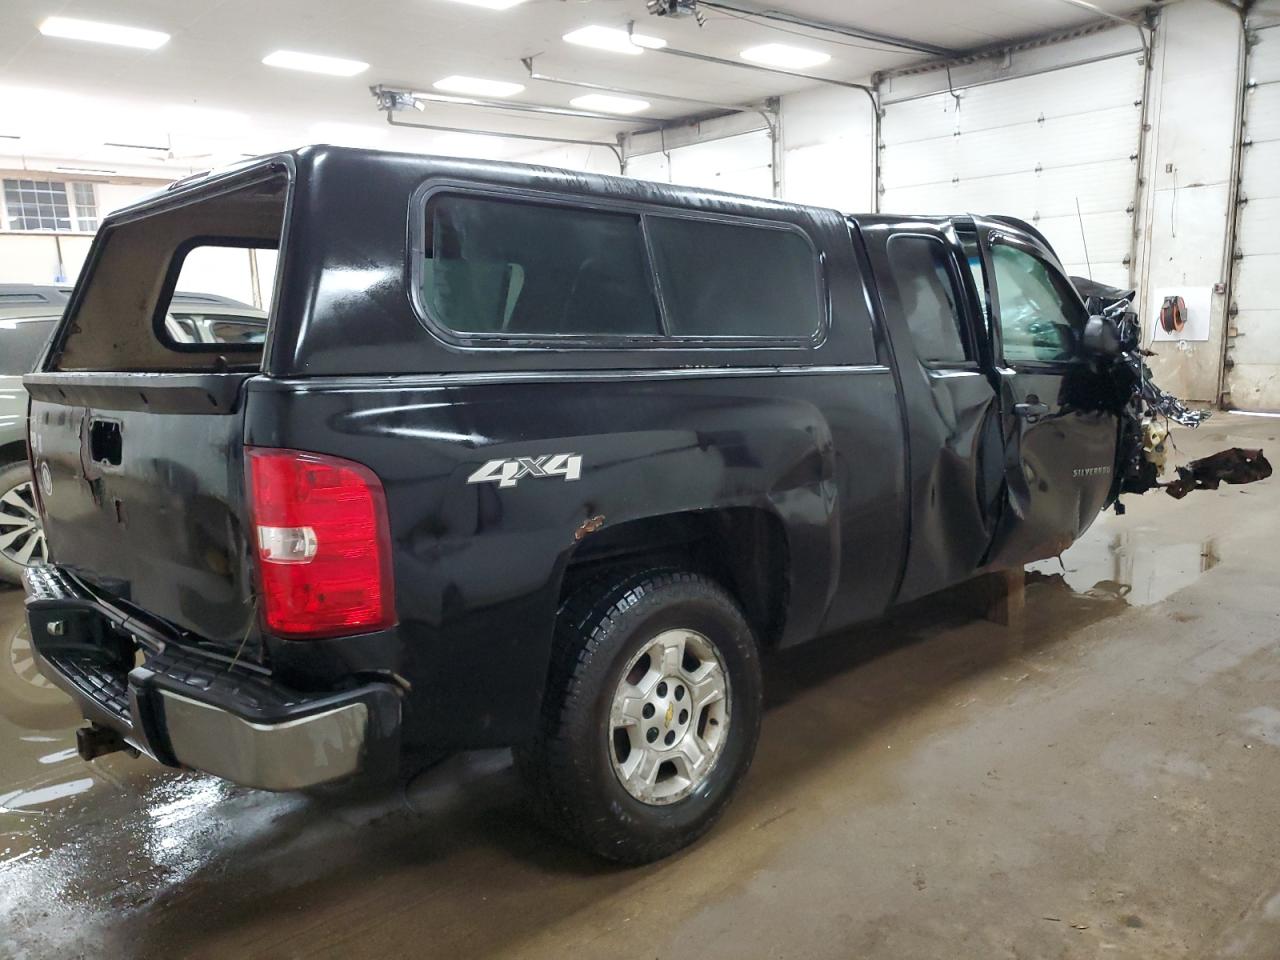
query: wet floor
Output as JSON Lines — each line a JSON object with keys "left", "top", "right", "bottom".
{"left": 3, "top": 414, "right": 1280, "bottom": 959}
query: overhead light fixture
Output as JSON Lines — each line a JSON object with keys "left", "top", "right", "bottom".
{"left": 562, "top": 25, "right": 666, "bottom": 55}
{"left": 739, "top": 43, "right": 830, "bottom": 70}
{"left": 432, "top": 75, "right": 524, "bottom": 97}
{"left": 262, "top": 50, "right": 369, "bottom": 77}
{"left": 439, "top": 0, "right": 529, "bottom": 9}
{"left": 569, "top": 94, "right": 650, "bottom": 115}
{"left": 37, "top": 16, "right": 170, "bottom": 50}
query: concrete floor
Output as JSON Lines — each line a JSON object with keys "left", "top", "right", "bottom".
{"left": 2, "top": 413, "right": 1279, "bottom": 960}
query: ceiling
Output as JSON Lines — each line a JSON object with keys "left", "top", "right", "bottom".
{"left": 0, "top": 0, "right": 1149, "bottom": 176}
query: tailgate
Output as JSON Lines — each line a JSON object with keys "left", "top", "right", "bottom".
{"left": 27, "top": 375, "right": 256, "bottom": 647}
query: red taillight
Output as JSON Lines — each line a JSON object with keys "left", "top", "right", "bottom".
{"left": 245, "top": 447, "right": 396, "bottom": 640}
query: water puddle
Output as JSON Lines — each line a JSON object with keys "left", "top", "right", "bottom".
{"left": 1029, "top": 531, "right": 1219, "bottom": 607}
{"left": 0, "top": 777, "right": 95, "bottom": 812}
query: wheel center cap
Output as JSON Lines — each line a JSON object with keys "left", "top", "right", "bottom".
{"left": 664, "top": 702, "right": 674, "bottom": 728}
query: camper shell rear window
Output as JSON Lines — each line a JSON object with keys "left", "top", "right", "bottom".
{"left": 49, "top": 165, "right": 288, "bottom": 373}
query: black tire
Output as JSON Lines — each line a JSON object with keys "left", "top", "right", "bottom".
{"left": 516, "top": 568, "right": 763, "bottom": 864}
{"left": 0, "top": 460, "right": 44, "bottom": 586}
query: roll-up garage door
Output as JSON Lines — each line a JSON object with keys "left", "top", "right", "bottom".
{"left": 626, "top": 129, "right": 774, "bottom": 199}
{"left": 880, "top": 53, "right": 1146, "bottom": 289}
{"left": 1225, "top": 23, "right": 1280, "bottom": 411}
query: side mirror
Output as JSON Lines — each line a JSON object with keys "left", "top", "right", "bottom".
{"left": 1082, "top": 315, "right": 1122, "bottom": 356}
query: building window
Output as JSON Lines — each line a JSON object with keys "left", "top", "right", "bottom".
{"left": 72, "top": 182, "right": 98, "bottom": 231}
{"left": 2, "top": 179, "right": 98, "bottom": 233}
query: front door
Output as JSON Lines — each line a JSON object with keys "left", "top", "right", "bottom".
{"left": 962, "top": 218, "right": 1120, "bottom": 566}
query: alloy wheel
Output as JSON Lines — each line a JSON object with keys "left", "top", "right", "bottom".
{"left": 0, "top": 480, "right": 46, "bottom": 568}
{"left": 608, "top": 628, "right": 731, "bottom": 805}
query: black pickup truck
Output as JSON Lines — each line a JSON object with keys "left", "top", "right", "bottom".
{"left": 21, "top": 146, "right": 1179, "bottom": 862}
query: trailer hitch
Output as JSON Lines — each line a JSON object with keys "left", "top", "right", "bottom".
{"left": 75, "top": 724, "right": 139, "bottom": 762}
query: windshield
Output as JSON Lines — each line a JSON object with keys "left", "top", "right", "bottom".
{"left": 0, "top": 315, "right": 59, "bottom": 375}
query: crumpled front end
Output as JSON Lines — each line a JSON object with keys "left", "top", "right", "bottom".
{"left": 1072, "top": 278, "right": 1272, "bottom": 505}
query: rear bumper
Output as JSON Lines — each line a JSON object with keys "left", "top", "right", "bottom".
{"left": 22, "top": 565, "right": 401, "bottom": 791}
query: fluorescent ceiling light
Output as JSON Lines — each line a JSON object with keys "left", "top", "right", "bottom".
{"left": 739, "top": 43, "right": 830, "bottom": 70}
{"left": 570, "top": 94, "right": 650, "bottom": 115}
{"left": 263, "top": 50, "right": 369, "bottom": 77}
{"left": 562, "top": 25, "right": 666, "bottom": 55}
{"left": 38, "top": 16, "right": 170, "bottom": 50}
{"left": 432, "top": 75, "right": 524, "bottom": 97}
{"left": 440, "top": 0, "right": 528, "bottom": 8}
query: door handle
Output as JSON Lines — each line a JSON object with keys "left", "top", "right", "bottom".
{"left": 1013, "top": 400, "right": 1050, "bottom": 421}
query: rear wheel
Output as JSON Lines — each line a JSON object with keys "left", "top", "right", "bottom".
{"left": 0, "top": 461, "right": 45, "bottom": 586}
{"left": 517, "top": 568, "right": 763, "bottom": 864}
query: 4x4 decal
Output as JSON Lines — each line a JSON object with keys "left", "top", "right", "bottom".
{"left": 467, "top": 454, "right": 583, "bottom": 488}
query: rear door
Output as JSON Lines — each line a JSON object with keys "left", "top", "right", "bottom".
{"left": 857, "top": 219, "right": 1005, "bottom": 602}
{"left": 963, "top": 217, "right": 1119, "bottom": 565}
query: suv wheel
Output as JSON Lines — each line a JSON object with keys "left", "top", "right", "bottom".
{"left": 517, "top": 568, "right": 763, "bottom": 864}
{"left": 0, "top": 461, "right": 45, "bottom": 586}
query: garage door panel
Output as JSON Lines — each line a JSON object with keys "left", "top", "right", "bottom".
{"left": 1061, "top": 262, "right": 1131, "bottom": 290}
{"left": 1244, "top": 84, "right": 1280, "bottom": 143}
{"left": 626, "top": 152, "right": 669, "bottom": 182}
{"left": 1248, "top": 27, "right": 1280, "bottom": 83}
{"left": 1235, "top": 253, "right": 1280, "bottom": 302}
{"left": 1036, "top": 210, "right": 1133, "bottom": 266}
{"left": 881, "top": 52, "right": 1142, "bottom": 295}
{"left": 1240, "top": 140, "right": 1280, "bottom": 199}
{"left": 882, "top": 59, "right": 1141, "bottom": 144}
{"left": 955, "top": 107, "right": 1139, "bottom": 177}
{"left": 1237, "top": 196, "right": 1280, "bottom": 255}
{"left": 882, "top": 138, "right": 958, "bottom": 187}
{"left": 883, "top": 162, "right": 1137, "bottom": 221}
{"left": 626, "top": 130, "right": 772, "bottom": 199}
{"left": 881, "top": 59, "right": 1141, "bottom": 145}
{"left": 1226, "top": 361, "right": 1280, "bottom": 411}
{"left": 1228, "top": 25, "right": 1280, "bottom": 409}
{"left": 1234, "top": 307, "right": 1280, "bottom": 365}
{"left": 885, "top": 107, "right": 1139, "bottom": 188}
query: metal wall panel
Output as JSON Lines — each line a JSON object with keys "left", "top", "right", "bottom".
{"left": 880, "top": 54, "right": 1145, "bottom": 289}
{"left": 1227, "top": 24, "right": 1280, "bottom": 410}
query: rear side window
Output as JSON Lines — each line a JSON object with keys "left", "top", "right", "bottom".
{"left": 886, "top": 235, "right": 969, "bottom": 364}
{"left": 422, "top": 194, "right": 661, "bottom": 337}
{"left": 0, "top": 316, "right": 58, "bottom": 374}
{"left": 647, "top": 217, "right": 821, "bottom": 339}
